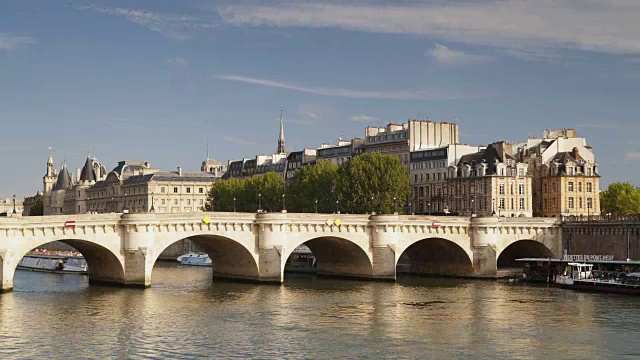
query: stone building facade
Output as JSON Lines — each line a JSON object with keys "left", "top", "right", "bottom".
{"left": 410, "top": 144, "right": 483, "bottom": 214}
{"left": 518, "top": 129, "right": 600, "bottom": 217}
{"left": 365, "top": 120, "right": 460, "bottom": 168}
{"left": 447, "top": 142, "right": 533, "bottom": 217}
{"left": 39, "top": 152, "right": 224, "bottom": 215}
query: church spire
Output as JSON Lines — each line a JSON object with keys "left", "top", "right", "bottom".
{"left": 277, "top": 107, "right": 286, "bottom": 154}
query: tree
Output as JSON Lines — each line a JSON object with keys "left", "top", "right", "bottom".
{"left": 286, "top": 160, "right": 339, "bottom": 213}
{"left": 29, "top": 196, "right": 44, "bottom": 216}
{"left": 204, "top": 172, "right": 284, "bottom": 212}
{"left": 337, "top": 153, "right": 410, "bottom": 214}
{"left": 600, "top": 182, "right": 640, "bottom": 214}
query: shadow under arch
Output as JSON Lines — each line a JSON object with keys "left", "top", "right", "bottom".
{"left": 14, "top": 239, "right": 125, "bottom": 286}
{"left": 397, "top": 238, "right": 473, "bottom": 276}
{"left": 284, "top": 236, "right": 373, "bottom": 280}
{"left": 151, "top": 235, "right": 259, "bottom": 282}
{"left": 497, "top": 240, "right": 553, "bottom": 268}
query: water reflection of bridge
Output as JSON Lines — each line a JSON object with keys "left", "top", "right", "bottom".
{"left": 0, "top": 212, "right": 561, "bottom": 292}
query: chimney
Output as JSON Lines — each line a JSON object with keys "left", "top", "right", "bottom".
{"left": 76, "top": 168, "right": 81, "bottom": 181}
{"left": 177, "top": 167, "right": 182, "bottom": 176}
{"left": 572, "top": 147, "right": 580, "bottom": 160}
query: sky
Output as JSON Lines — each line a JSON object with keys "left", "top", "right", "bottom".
{"left": 1, "top": 0, "right": 640, "bottom": 198}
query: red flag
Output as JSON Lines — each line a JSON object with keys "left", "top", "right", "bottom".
{"left": 65, "top": 221, "right": 76, "bottom": 229}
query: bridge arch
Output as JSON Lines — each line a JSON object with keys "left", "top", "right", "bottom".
{"left": 396, "top": 237, "right": 474, "bottom": 276}
{"left": 5, "top": 238, "right": 125, "bottom": 289}
{"left": 283, "top": 235, "right": 373, "bottom": 279}
{"left": 152, "top": 234, "right": 259, "bottom": 282}
{"left": 497, "top": 240, "right": 554, "bottom": 268}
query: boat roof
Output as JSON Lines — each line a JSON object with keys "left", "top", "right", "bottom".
{"left": 515, "top": 258, "right": 640, "bottom": 265}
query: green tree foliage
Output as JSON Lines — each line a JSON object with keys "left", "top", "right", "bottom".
{"left": 204, "top": 173, "right": 284, "bottom": 212}
{"left": 285, "top": 160, "right": 339, "bottom": 213}
{"left": 600, "top": 182, "right": 640, "bottom": 214}
{"left": 29, "top": 196, "right": 44, "bottom": 216}
{"left": 205, "top": 153, "right": 409, "bottom": 214}
{"left": 337, "top": 153, "right": 410, "bottom": 214}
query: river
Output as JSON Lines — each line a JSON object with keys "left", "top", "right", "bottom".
{"left": 1, "top": 263, "right": 640, "bottom": 359}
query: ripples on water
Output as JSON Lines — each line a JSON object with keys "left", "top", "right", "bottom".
{"left": 2, "top": 264, "right": 640, "bottom": 359}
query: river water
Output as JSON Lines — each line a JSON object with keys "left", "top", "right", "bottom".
{"left": 2, "top": 263, "right": 640, "bottom": 359}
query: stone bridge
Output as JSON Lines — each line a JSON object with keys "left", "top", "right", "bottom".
{"left": 0, "top": 213, "right": 562, "bottom": 292}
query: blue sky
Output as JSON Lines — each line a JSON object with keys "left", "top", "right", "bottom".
{"left": 2, "top": 0, "right": 640, "bottom": 198}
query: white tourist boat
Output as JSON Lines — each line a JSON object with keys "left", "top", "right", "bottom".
{"left": 177, "top": 252, "right": 212, "bottom": 267}
{"left": 17, "top": 254, "right": 88, "bottom": 274}
{"left": 554, "top": 262, "right": 593, "bottom": 286}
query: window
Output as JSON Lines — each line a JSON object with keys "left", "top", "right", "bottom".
{"left": 552, "top": 183, "right": 557, "bottom": 193}
{"left": 552, "top": 198, "right": 557, "bottom": 208}
{"left": 544, "top": 199, "right": 548, "bottom": 210}
{"left": 579, "top": 198, "right": 583, "bottom": 208}
{"left": 499, "top": 198, "right": 505, "bottom": 210}
{"left": 518, "top": 168, "right": 524, "bottom": 177}
{"left": 578, "top": 182, "right": 582, "bottom": 192}
{"left": 587, "top": 182, "right": 592, "bottom": 192}
{"left": 568, "top": 197, "right": 574, "bottom": 209}
{"left": 587, "top": 198, "right": 593, "bottom": 209}
{"left": 478, "top": 198, "right": 484, "bottom": 210}
{"left": 186, "top": 187, "right": 191, "bottom": 194}
{"left": 519, "top": 198, "right": 525, "bottom": 210}
{"left": 568, "top": 182, "right": 574, "bottom": 192}
{"left": 518, "top": 184, "right": 525, "bottom": 195}
{"left": 161, "top": 199, "right": 166, "bottom": 205}
{"left": 544, "top": 184, "right": 548, "bottom": 193}
{"left": 174, "top": 187, "right": 178, "bottom": 193}
{"left": 199, "top": 187, "right": 204, "bottom": 194}
{"left": 499, "top": 184, "right": 505, "bottom": 195}
{"left": 174, "top": 199, "right": 178, "bottom": 205}
{"left": 511, "top": 198, "right": 514, "bottom": 210}
{"left": 186, "top": 199, "right": 191, "bottom": 205}
{"left": 200, "top": 199, "right": 204, "bottom": 205}
{"left": 510, "top": 184, "right": 514, "bottom": 195}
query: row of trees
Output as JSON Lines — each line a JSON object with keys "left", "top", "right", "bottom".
{"left": 600, "top": 182, "right": 640, "bottom": 215}
{"left": 204, "top": 153, "right": 410, "bottom": 214}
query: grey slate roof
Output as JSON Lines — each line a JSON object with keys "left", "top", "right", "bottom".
{"left": 80, "top": 157, "right": 96, "bottom": 182}
{"left": 53, "top": 165, "right": 73, "bottom": 191}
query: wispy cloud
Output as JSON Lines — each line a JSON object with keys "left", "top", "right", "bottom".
{"left": 299, "top": 107, "right": 322, "bottom": 120}
{"left": 215, "top": 75, "right": 470, "bottom": 100}
{"left": 217, "top": 1, "right": 640, "bottom": 58}
{"left": 351, "top": 114, "right": 377, "bottom": 122}
{"left": 428, "top": 44, "right": 494, "bottom": 66}
{"left": 625, "top": 152, "right": 640, "bottom": 161}
{"left": 81, "top": 5, "right": 215, "bottom": 40}
{"left": 224, "top": 135, "right": 256, "bottom": 145}
{"left": 167, "top": 57, "right": 189, "bottom": 67}
{"left": 0, "top": 33, "right": 35, "bottom": 50}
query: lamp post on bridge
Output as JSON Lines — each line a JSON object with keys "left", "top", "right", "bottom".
{"left": 150, "top": 192, "right": 155, "bottom": 213}
{"left": 315, "top": 198, "right": 318, "bottom": 214}
{"left": 336, "top": 199, "right": 339, "bottom": 214}
{"left": 233, "top": 197, "right": 236, "bottom": 213}
{"left": 282, "top": 193, "right": 286, "bottom": 212}
{"left": 258, "top": 193, "right": 262, "bottom": 212}
{"left": 12, "top": 194, "right": 16, "bottom": 214}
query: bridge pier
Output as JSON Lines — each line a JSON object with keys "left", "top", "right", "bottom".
{"left": 371, "top": 215, "right": 400, "bottom": 281}
{"left": 470, "top": 217, "right": 499, "bottom": 277}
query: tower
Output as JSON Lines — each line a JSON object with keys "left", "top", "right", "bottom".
{"left": 43, "top": 150, "right": 57, "bottom": 194}
{"left": 277, "top": 107, "right": 286, "bottom": 154}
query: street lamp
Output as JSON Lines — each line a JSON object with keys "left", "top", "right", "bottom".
{"left": 150, "top": 192, "right": 155, "bottom": 213}
{"left": 282, "top": 193, "right": 286, "bottom": 212}
{"left": 393, "top": 197, "right": 396, "bottom": 214}
{"left": 471, "top": 198, "right": 475, "bottom": 217}
{"left": 258, "top": 193, "right": 262, "bottom": 212}
{"left": 336, "top": 199, "right": 339, "bottom": 214}
{"left": 233, "top": 197, "right": 236, "bottom": 212}
{"left": 371, "top": 195, "right": 375, "bottom": 214}
{"left": 492, "top": 197, "right": 496, "bottom": 216}
{"left": 12, "top": 194, "right": 16, "bottom": 214}
{"left": 315, "top": 198, "right": 318, "bottom": 214}
{"left": 427, "top": 202, "right": 431, "bottom": 216}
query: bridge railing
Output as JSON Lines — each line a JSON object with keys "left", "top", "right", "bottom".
{"left": 563, "top": 214, "right": 640, "bottom": 223}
